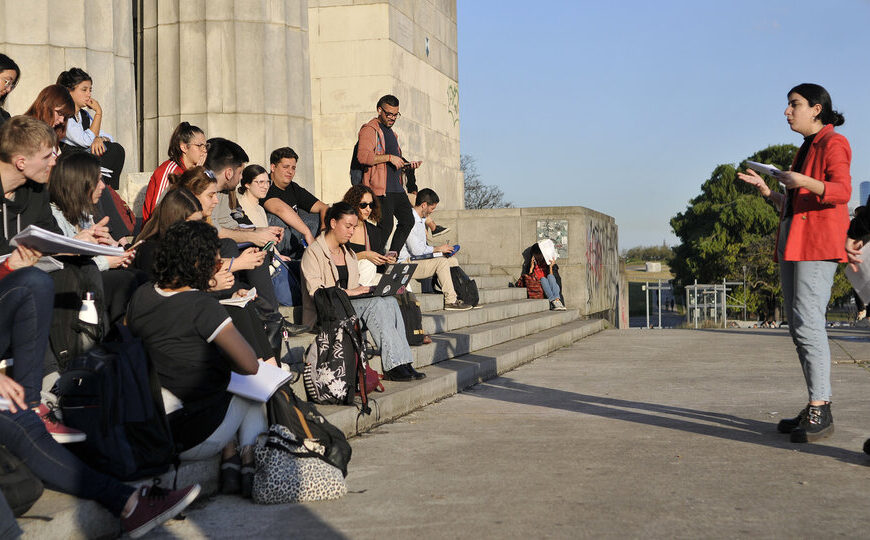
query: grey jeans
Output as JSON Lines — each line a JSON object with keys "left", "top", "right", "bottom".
{"left": 779, "top": 259, "right": 837, "bottom": 402}
{"left": 351, "top": 296, "right": 413, "bottom": 372}
{"left": 179, "top": 396, "right": 268, "bottom": 460}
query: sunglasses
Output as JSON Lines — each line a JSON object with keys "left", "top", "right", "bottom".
{"left": 358, "top": 202, "right": 373, "bottom": 209}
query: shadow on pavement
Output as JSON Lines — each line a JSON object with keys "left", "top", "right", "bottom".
{"left": 466, "top": 378, "right": 868, "bottom": 465}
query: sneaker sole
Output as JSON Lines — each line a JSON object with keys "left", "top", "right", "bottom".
{"left": 444, "top": 306, "right": 473, "bottom": 311}
{"left": 127, "top": 484, "right": 201, "bottom": 539}
{"left": 431, "top": 229, "right": 450, "bottom": 237}
{"left": 790, "top": 424, "right": 834, "bottom": 443}
{"left": 50, "top": 432, "right": 87, "bottom": 444}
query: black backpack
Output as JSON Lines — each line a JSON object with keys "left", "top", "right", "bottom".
{"left": 57, "top": 325, "right": 176, "bottom": 481}
{"left": 349, "top": 141, "right": 367, "bottom": 186}
{"left": 267, "top": 383, "right": 352, "bottom": 477}
{"left": 49, "top": 259, "right": 105, "bottom": 372}
{"left": 303, "top": 287, "right": 373, "bottom": 413}
{"left": 434, "top": 266, "right": 479, "bottom": 307}
{"left": 396, "top": 291, "right": 425, "bottom": 346}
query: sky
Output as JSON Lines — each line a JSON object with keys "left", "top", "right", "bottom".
{"left": 456, "top": 0, "right": 870, "bottom": 250}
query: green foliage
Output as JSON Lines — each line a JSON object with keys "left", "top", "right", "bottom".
{"left": 670, "top": 144, "right": 797, "bottom": 317}
{"left": 623, "top": 245, "right": 674, "bottom": 264}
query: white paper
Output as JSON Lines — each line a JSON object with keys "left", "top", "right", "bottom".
{"left": 845, "top": 243, "right": 870, "bottom": 305}
{"left": 0, "top": 253, "right": 64, "bottom": 272}
{"left": 219, "top": 287, "right": 257, "bottom": 308}
{"left": 227, "top": 360, "right": 293, "bottom": 402}
{"left": 10, "top": 225, "right": 125, "bottom": 257}
{"left": 746, "top": 161, "right": 787, "bottom": 189}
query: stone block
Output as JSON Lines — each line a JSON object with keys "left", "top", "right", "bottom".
{"left": 317, "top": 74, "right": 393, "bottom": 113}
{"left": 155, "top": 23, "right": 181, "bottom": 116}
{"left": 233, "top": 22, "right": 265, "bottom": 114}
{"left": 285, "top": 29, "right": 309, "bottom": 116}
{"left": 177, "top": 21, "right": 208, "bottom": 115}
{"left": 204, "top": 0, "right": 234, "bottom": 21}
{"left": 156, "top": 0, "right": 180, "bottom": 25}
{"left": 314, "top": 112, "right": 356, "bottom": 150}
{"left": 319, "top": 148, "right": 352, "bottom": 203}
{"left": 233, "top": 0, "right": 267, "bottom": 22}
{"left": 5, "top": 0, "right": 49, "bottom": 44}
{"left": 83, "top": 0, "right": 114, "bottom": 51}
{"left": 204, "top": 21, "right": 237, "bottom": 112}
{"left": 310, "top": 39, "right": 390, "bottom": 78}
{"left": 47, "top": 0, "right": 86, "bottom": 48}
{"left": 317, "top": 4, "right": 387, "bottom": 43}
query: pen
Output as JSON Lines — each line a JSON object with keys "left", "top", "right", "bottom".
{"left": 228, "top": 257, "right": 235, "bottom": 272}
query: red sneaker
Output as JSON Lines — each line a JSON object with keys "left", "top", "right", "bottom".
{"left": 122, "top": 483, "right": 201, "bottom": 539}
{"left": 34, "top": 403, "right": 86, "bottom": 444}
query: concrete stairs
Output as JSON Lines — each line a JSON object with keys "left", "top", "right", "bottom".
{"left": 19, "top": 265, "right": 606, "bottom": 539}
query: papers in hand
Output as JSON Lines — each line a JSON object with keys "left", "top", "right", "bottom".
{"left": 845, "top": 243, "right": 870, "bottom": 304}
{"left": 0, "top": 253, "right": 64, "bottom": 272}
{"left": 228, "top": 360, "right": 293, "bottom": 402}
{"left": 746, "top": 161, "right": 786, "bottom": 189}
{"left": 10, "top": 225, "right": 124, "bottom": 257}
{"left": 219, "top": 287, "right": 257, "bottom": 308}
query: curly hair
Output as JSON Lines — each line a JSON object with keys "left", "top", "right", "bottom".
{"left": 342, "top": 184, "right": 381, "bottom": 224}
{"left": 153, "top": 220, "right": 221, "bottom": 290}
{"left": 135, "top": 187, "right": 202, "bottom": 243}
{"left": 167, "top": 165, "right": 215, "bottom": 196}
{"left": 23, "top": 85, "right": 75, "bottom": 140}
{"left": 49, "top": 152, "right": 100, "bottom": 226}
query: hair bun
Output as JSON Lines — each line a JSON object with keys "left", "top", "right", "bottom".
{"left": 831, "top": 110, "right": 845, "bottom": 127}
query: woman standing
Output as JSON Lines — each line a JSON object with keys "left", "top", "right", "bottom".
{"left": 142, "top": 122, "right": 208, "bottom": 222}
{"left": 738, "top": 83, "right": 851, "bottom": 443}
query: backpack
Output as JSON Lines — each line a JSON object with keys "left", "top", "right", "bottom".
{"left": 49, "top": 259, "right": 105, "bottom": 372}
{"left": 434, "top": 266, "right": 480, "bottom": 307}
{"left": 516, "top": 274, "right": 544, "bottom": 299}
{"left": 0, "top": 445, "right": 44, "bottom": 517}
{"left": 303, "top": 287, "right": 373, "bottom": 413}
{"left": 349, "top": 141, "right": 367, "bottom": 186}
{"left": 266, "top": 383, "right": 352, "bottom": 476}
{"left": 97, "top": 185, "right": 136, "bottom": 239}
{"left": 396, "top": 291, "right": 425, "bottom": 346}
{"left": 57, "top": 325, "right": 177, "bottom": 481}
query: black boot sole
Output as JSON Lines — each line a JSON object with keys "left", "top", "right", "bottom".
{"left": 790, "top": 423, "right": 834, "bottom": 443}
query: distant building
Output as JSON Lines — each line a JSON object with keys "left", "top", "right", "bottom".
{"left": 860, "top": 181, "right": 870, "bottom": 207}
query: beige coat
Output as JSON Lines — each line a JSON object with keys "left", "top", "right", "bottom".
{"left": 300, "top": 234, "right": 361, "bottom": 327}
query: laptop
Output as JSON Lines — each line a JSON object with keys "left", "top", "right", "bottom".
{"left": 355, "top": 263, "right": 417, "bottom": 298}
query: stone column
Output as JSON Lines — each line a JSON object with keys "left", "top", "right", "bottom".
{"left": 139, "top": 0, "right": 314, "bottom": 196}
{"left": 0, "top": 0, "right": 139, "bottom": 172}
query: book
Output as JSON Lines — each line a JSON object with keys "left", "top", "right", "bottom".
{"left": 10, "top": 225, "right": 125, "bottom": 257}
{"left": 227, "top": 360, "right": 293, "bottom": 402}
{"left": 410, "top": 252, "right": 443, "bottom": 260}
{"left": 219, "top": 287, "right": 257, "bottom": 308}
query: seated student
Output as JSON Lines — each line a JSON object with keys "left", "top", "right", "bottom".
{"left": 523, "top": 239, "right": 566, "bottom": 311}
{"left": 262, "top": 147, "right": 328, "bottom": 258}
{"left": 23, "top": 85, "right": 74, "bottom": 147}
{"left": 48, "top": 152, "right": 141, "bottom": 326}
{"left": 133, "top": 187, "right": 279, "bottom": 371}
{"left": 142, "top": 122, "right": 208, "bottom": 222}
{"left": 0, "top": 249, "right": 200, "bottom": 537}
{"left": 399, "top": 188, "right": 473, "bottom": 311}
{"left": 300, "top": 203, "right": 424, "bottom": 381}
{"left": 127, "top": 220, "right": 267, "bottom": 497}
{"left": 0, "top": 53, "right": 20, "bottom": 128}
{"left": 342, "top": 184, "right": 391, "bottom": 286}
{"left": 56, "top": 68, "right": 125, "bottom": 191}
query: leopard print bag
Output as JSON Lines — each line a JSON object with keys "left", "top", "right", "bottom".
{"left": 252, "top": 424, "right": 347, "bottom": 504}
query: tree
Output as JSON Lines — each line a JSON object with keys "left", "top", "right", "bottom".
{"left": 623, "top": 245, "right": 674, "bottom": 264}
{"left": 461, "top": 154, "right": 513, "bottom": 209}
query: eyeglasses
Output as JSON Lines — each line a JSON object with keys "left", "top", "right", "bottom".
{"left": 189, "top": 142, "right": 211, "bottom": 151}
{"left": 379, "top": 109, "right": 401, "bottom": 119}
{"left": 252, "top": 180, "right": 271, "bottom": 186}
{"left": 358, "top": 202, "right": 373, "bottom": 209}
{"left": 1, "top": 77, "right": 16, "bottom": 90}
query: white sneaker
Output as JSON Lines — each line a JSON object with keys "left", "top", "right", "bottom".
{"left": 552, "top": 299, "right": 567, "bottom": 311}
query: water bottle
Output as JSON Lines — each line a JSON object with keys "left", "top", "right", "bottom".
{"left": 78, "top": 292, "right": 98, "bottom": 353}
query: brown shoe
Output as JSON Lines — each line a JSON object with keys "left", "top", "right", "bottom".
{"left": 444, "top": 300, "right": 473, "bottom": 311}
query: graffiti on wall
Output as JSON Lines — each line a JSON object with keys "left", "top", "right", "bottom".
{"left": 447, "top": 84, "right": 459, "bottom": 126}
{"left": 536, "top": 219, "right": 568, "bottom": 259}
{"left": 585, "top": 218, "right": 619, "bottom": 313}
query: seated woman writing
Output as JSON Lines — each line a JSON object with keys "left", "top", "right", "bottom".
{"left": 127, "top": 220, "right": 267, "bottom": 497}
{"left": 300, "top": 203, "right": 424, "bottom": 381}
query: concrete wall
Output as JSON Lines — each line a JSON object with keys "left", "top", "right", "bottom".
{"left": 138, "top": 0, "right": 314, "bottom": 203}
{"left": 308, "top": 0, "right": 462, "bottom": 208}
{"left": 432, "top": 206, "right": 621, "bottom": 320}
{"left": 0, "top": 0, "right": 139, "bottom": 172}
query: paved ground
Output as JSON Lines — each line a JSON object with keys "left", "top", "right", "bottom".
{"left": 151, "top": 326, "right": 870, "bottom": 539}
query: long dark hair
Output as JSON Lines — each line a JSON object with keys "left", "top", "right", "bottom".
{"left": 154, "top": 220, "right": 221, "bottom": 290}
{"left": 0, "top": 54, "right": 20, "bottom": 108}
{"left": 789, "top": 83, "right": 845, "bottom": 127}
{"left": 49, "top": 152, "right": 101, "bottom": 226}
{"left": 136, "top": 187, "right": 202, "bottom": 243}
{"left": 167, "top": 121, "right": 204, "bottom": 164}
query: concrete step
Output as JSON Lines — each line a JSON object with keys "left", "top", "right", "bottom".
{"left": 416, "top": 286, "right": 527, "bottom": 311}
{"left": 20, "top": 317, "right": 607, "bottom": 539}
{"left": 423, "top": 298, "right": 551, "bottom": 334}
{"left": 472, "top": 274, "right": 518, "bottom": 289}
{"left": 459, "top": 263, "right": 491, "bottom": 275}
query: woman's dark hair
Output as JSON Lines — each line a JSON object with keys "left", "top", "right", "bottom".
{"left": 23, "top": 85, "right": 75, "bottom": 139}
{"left": 0, "top": 54, "right": 21, "bottom": 108}
{"left": 154, "top": 220, "right": 221, "bottom": 290}
{"left": 167, "top": 121, "right": 204, "bottom": 164}
{"left": 239, "top": 164, "right": 267, "bottom": 195}
{"left": 167, "top": 165, "right": 215, "bottom": 196}
{"left": 342, "top": 184, "right": 380, "bottom": 224}
{"left": 789, "top": 83, "right": 845, "bottom": 127}
{"left": 324, "top": 202, "right": 357, "bottom": 233}
{"left": 56, "top": 67, "right": 92, "bottom": 91}
{"left": 49, "top": 152, "right": 100, "bottom": 226}
{"left": 136, "top": 187, "right": 202, "bottom": 243}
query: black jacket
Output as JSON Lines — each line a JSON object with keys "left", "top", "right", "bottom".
{"left": 1, "top": 180, "right": 61, "bottom": 255}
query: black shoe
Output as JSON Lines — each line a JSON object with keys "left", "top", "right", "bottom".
{"left": 241, "top": 463, "right": 255, "bottom": 498}
{"left": 863, "top": 438, "right": 870, "bottom": 455}
{"left": 777, "top": 405, "right": 809, "bottom": 433}
{"left": 790, "top": 403, "right": 834, "bottom": 443}
{"left": 431, "top": 225, "right": 450, "bottom": 237}
{"left": 406, "top": 365, "right": 426, "bottom": 380}
{"left": 384, "top": 365, "right": 414, "bottom": 382}
{"left": 220, "top": 455, "right": 242, "bottom": 494}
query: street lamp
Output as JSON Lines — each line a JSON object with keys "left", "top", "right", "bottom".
{"left": 742, "top": 265, "right": 747, "bottom": 321}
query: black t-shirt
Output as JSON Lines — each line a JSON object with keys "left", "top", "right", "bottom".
{"left": 262, "top": 181, "right": 319, "bottom": 214}
{"left": 347, "top": 222, "right": 387, "bottom": 255}
{"left": 336, "top": 264, "right": 349, "bottom": 289}
{"left": 380, "top": 123, "right": 403, "bottom": 193}
{"left": 784, "top": 133, "right": 816, "bottom": 218}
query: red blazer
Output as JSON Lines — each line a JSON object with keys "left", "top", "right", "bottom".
{"left": 776, "top": 124, "right": 851, "bottom": 262}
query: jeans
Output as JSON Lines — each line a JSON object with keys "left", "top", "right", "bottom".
{"left": 1, "top": 268, "right": 54, "bottom": 407}
{"left": 780, "top": 260, "right": 837, "bottom": 402}
{"left": 378, "top": 192, "right": 415, "bottom": 254}
{"left": 540, "top": 274, "right": 561, "bottom": 302}
{"left": 269, "top": 210, "right": 320, "bottom": 260}
{"left": 178, "top": 396, "right": 267, "bottom": 460}
{"left": 351, "top": 296, "right": 412, "bottom": 371}
{"left": 0, "top": 490, "right": 22, "bottom": 538}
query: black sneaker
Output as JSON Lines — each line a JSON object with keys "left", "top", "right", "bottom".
{"left": 777, "top": 405, "right": 809, "bottom": 434}
{"left": 863, "top": 438, "right": 870, "bottom": 455}
{"left": 220, "top": 454, "right": 241, "bottom": 494}
{"left": 431, "top": 225, "right": 450, "bottom": 237}
{"left": 122, "top": 483, "right": 201, "bottom": 539}
{"left": 790, "top": 403, "right": 834, "bottom": 443}
{"left": 384, "top": 365, "right": 414, "bottom": 382}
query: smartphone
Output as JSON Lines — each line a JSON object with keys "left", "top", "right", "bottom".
{"left": 386, "top": 250, "right": 398, "bottom": 259}
{"left": 261, "top": 241, "right": 275, "bottom": 252}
